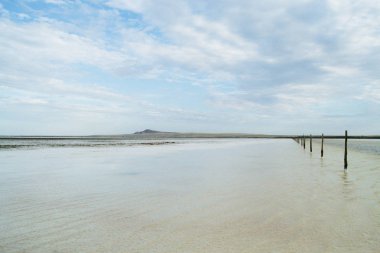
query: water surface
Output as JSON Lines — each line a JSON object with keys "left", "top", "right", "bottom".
{"left": 0, "top": 138, "right": 379, "bottom": 252}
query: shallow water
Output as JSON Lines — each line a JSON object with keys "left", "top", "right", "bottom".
{"left": 0, "top": 139, "right": 379, "bottom": 253}
{"left": 326, "top": 138, "right": 380, "bottom": 155}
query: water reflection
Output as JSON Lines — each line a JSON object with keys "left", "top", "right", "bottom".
{"left": 341, "top": 170, "right": 349, "bottom": 185}
{"left": 340, "top": 170, "right": 355, "bottom": 201}
{"left": 319, "top": 157, "right": 324, "bottom": 168}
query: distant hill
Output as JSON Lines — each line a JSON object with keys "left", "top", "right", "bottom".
{"left": 133, "top": 129, "right": 168, "bottom": 134}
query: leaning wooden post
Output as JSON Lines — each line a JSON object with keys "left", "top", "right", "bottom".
{"left": 310, "top": 134, "right": 312, "bottom": 152}
{"left": 344, "top": 130, "right": 348, "bottom": 169}
{"left": 321, "top": 134, "right": 324, "bottom": 157}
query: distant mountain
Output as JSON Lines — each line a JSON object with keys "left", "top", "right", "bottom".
{"left": 133, "top": 129, "right": 166, "bottom": 134}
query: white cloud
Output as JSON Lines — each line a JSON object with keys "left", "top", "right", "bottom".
{"left": 320, "top": 65, "right": 360, "bottom": 76}
{"left": 357, "top": 83, "right": 380, "bottom": 103}
{"left": 107, "top": 0, "right": 260, "bottom": 77}
{"left": 1, "top": 0, "right": 380, "bottom": 134}
{"left": 0, "top": 20, "right": 125, "bottom": 74}
{"left": 106, "top": 0, "right": 146, "bottom": 13}
{"left": 44, "top": 0, "right": 70, "bottom": 5}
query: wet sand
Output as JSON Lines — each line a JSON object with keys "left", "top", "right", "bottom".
{"left": 0, "top": 139, "right": 379, "bottom": 252}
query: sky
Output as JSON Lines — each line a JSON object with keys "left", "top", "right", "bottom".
{"left": 0, "top": 0, "right": 380, "bottom": 135}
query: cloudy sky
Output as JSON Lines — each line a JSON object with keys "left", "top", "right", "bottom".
{"left": 1, "top": 0, "right": 379, "bottom": 135}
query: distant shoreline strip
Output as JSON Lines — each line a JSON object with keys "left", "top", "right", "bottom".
{"left": 0, "top": 141, "right": 176, "bottom": 150}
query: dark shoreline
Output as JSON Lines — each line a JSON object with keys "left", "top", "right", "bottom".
{"left": 0, "top": 141, "right": 177, "bottom": 150}
{"left": 0, "top": 133, "right": 379, "bottom": 140}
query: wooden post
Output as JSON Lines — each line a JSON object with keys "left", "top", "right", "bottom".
{"left": 344, "top": 130, "right": 348, "bottom": 169}
{"left": 303, "top": 135, "right": 306, "bottom": 149}
{"left": 310, "top": 134, "right": 312, "bottom": 152}
{"left": 321, "top": 134, "right": 324, "bottom": 157}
